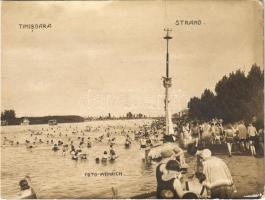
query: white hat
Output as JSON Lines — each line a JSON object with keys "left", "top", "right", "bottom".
{"left": 200, "top": 149, "right": 212, "bottom": 160}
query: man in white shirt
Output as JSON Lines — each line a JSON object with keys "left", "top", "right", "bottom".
{"left": 198, "top": 149, "right": 236, "bottom": 198}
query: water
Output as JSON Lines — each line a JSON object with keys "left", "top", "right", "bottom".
{"left": 1, "top": 120, "right": 264, "bottom": 198}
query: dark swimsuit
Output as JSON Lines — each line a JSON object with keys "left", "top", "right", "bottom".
{"left": 156, "top": 164, "right": 179, "bottom": 199}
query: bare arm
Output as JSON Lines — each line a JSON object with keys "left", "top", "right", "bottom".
{"left": 173, "top": 178, "right": 185, "bottom": 198}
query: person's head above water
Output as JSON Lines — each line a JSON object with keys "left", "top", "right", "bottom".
{"left": 19, "top": 179, "right": 30, "bottom": 190}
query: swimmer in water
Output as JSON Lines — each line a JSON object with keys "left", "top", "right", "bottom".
{"left": 109, "top": 145, "right": 117, "bottom": 160}
{"left": 80, "top": 153, "right": 87, "bottom": 160}
{"left": 62, "top": 145, "right": 68, "bottom": 156}
{"left": 72, "top": 152, "right": 78, "bottom": 161}
{"left": 52, "top": 144, "right": 59, "bottom": 151}
{"left": 18, "top": 176, "right": 37, "bottom": 199}
{"left": 101, "top": 151, "right": 108, "bottom": 162}
{"left": 95, "top": 157, "right": 100, "bottom": 163}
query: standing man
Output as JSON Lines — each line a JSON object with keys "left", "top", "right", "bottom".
{"left": 225, "top": 124, "right": 235, "bottom": 157}
{"left": 237, "top": 121, "right": 248, "bottom": 152}
{"left": 191, "top": 121, "right": 200, "bottom": 147}
{"left": 247, "top": 123, "right": 257, "bottom": 156}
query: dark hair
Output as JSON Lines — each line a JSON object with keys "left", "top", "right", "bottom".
{"left": 165, "top": 160, "right": 181, "bottom": 171}
{"left": 163, "top": 135, "right": 174, "bottom": 143}
{"left": 187, "top": 143, "right": 197, "bottom": 156}
{"left": 182, "top": 192, "right": 199, "bottom": 199}
{"left": 19, "top": 179, "right": 30, "bottom": 190}
{"left": 195, "top": 172, "right": 206, "bottom": 183}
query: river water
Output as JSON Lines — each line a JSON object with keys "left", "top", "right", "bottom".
{"left": 1, "top": 120, "right": 264, "bottom": 198}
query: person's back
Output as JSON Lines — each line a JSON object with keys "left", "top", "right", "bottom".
{"left": 191, "top": 125, "right": 200, "bottom": 137}
{"left": 202, "top": 123, "right": 211, "bottom": 137}
{"left": 211, "top": 125, "right": 217, "bottom": 136}
{"left": 238, "top": 124, "right": 247, "bottom": 139}
{"left": 203, "top": 156, "right": 233, "bottom": 188}
{"left": 248, "top": 125, "right": 257, "bottom": 137}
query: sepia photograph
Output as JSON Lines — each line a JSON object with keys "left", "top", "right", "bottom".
{"left": 1, "top": 0, "right": 264, "bottom": 199}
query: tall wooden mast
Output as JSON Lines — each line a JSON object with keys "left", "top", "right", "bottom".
{"left": 163, "top": 28, "right": 172, "bottom": 136}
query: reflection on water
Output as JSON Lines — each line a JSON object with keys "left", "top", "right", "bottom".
{"left": 1, "top": 120, "right": 264, "bottom": 198}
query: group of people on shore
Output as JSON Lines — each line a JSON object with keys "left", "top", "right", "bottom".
{"left": 155, "top": 141, "right": 236, "bottom": 199}
{"left": 138, "top": 118, "right": 264, "bottom": 199}
{"left": 174, "top": 118, "right": 264, "bottom": 157}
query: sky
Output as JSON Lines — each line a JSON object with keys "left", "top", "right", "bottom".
{"left": 1, "top": 0, "right": 264, "bottom": 117}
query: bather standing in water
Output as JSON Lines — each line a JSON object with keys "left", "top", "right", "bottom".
{"left": 109, "top": 145, "right": 117, "bottom": 160}
{"left": 102, "top": 151, "right": 108, "bottom": 162}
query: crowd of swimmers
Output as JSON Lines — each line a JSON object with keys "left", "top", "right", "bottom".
{"left": 2, "top": 122, "right": 151, "bottom": 164}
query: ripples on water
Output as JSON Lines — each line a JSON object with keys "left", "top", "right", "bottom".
{"left": 1, "top": 120, "right": 264, "bottom": 198}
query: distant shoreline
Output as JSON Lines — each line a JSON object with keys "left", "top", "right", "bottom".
{"left": 1, "top": 116, "right": 158, "bottom": 127}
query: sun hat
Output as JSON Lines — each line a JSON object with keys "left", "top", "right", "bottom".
{"left": 199, "top": 149, "right": 212, "bottom": 160}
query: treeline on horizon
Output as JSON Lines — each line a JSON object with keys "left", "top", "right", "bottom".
{"left": 1, "top": 110, "right": 148, "bottom": 126}
{"left": 1, "top": 111, "right": 85, "bottom": 125}
{"left": 187, "top": 64, "right": 264, "bottom": 128}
